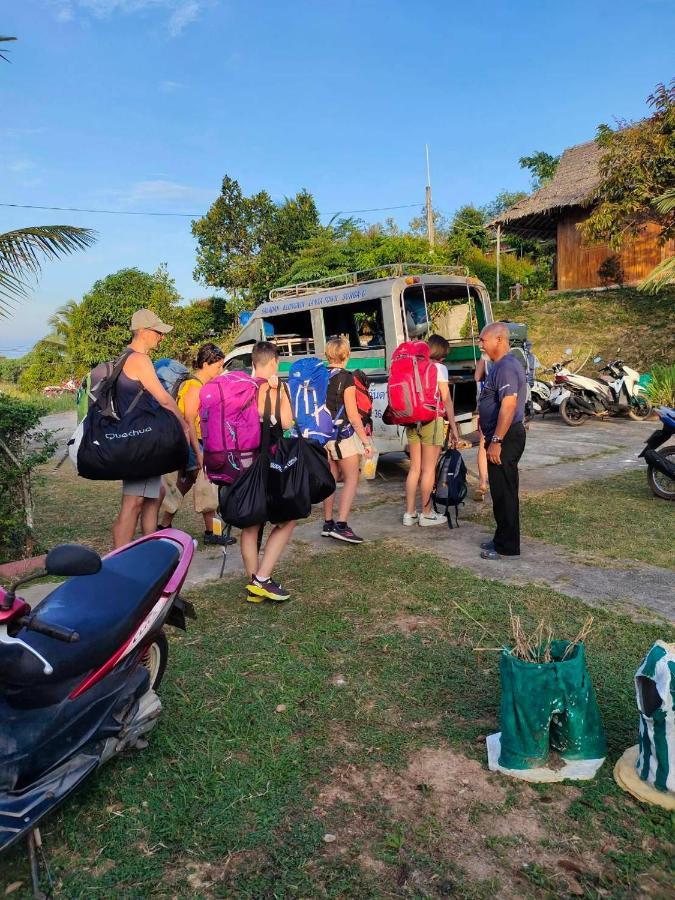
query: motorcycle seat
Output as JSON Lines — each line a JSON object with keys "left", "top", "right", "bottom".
{"left": 2, "top": 540, "right": 180, "bottom": 693}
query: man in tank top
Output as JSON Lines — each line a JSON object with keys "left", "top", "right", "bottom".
{"left": 111, "top": 309, "right": 189, "bottom": 548}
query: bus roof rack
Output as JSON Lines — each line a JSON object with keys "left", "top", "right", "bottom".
{"left": 269, "top": 263, "right": 471, "bottom": 301}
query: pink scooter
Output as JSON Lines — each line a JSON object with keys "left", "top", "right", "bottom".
{"left": 0, "top": 530, "right": 196, "bottom": 895}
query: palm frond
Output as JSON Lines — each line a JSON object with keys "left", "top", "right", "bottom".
{"left": 0, "top": 36, "right": 17, "bottom": 63}
{"left": 654, "top": 188, "right": 675, "bottom": 216}
{"left": 638, "top": 255, "right": 675, "bottom": 294}
{"left": 0, "top": 226, "right": 97, "bottom": 317}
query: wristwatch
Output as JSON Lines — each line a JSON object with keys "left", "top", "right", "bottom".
{"left": 491, "top": 436, "right": 503, "bottom": 444}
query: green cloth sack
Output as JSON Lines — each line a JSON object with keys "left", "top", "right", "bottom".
{"left": 498, "top": 640, "right": 606, "bottom": 770}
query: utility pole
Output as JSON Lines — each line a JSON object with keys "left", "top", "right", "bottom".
{"left": 425, "top": 144, "right": 435, "bottom": 250}
{"left": 496, "top": 224, "right": 501, "bottom": 302}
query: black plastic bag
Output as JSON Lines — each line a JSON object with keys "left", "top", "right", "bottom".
{"left": 299, "top": 438, "right": 335, "bottom": 504}
{"left": 219, "top": 454, "right": 269, "bottom": 528}
{"left": 267, "top": 435, "right": 312, "bottom": 524}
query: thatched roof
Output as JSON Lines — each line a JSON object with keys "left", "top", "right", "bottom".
{"left": 490, "top": 140, "right": 603, "bottom": 239}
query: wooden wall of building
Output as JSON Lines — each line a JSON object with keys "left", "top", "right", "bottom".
{"left": 556, "top": 208, "right": 675, "bottom": 290}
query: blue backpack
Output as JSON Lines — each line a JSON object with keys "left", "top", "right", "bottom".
{"left": 154, "top": 358, "right": 190, "bottom": 398}
{"left": 288, "top": 358, "right": 337, "bottom": 445}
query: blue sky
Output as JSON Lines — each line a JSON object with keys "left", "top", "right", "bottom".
{"left": 2, "top": 0, "right": 674, "bottom": 353}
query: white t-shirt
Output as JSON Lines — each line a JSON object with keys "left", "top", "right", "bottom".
{"left": 435, "top": 362, "right": 449, "bottom": 409}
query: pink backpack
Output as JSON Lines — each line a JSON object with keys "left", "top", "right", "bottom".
{"left": 199, "top": 373, "right": 261, "bottom": 484}
{"left": 387, "top": 341, "right": 439, "bottom": 425}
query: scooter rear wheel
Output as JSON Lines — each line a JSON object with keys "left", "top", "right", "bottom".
{"left": 647, "top": 446, "right": 675, "bottom": 500}
{"left": 560, "top": 397, "right": 587, "bottom": 426}
{"left": 141, "top": 631, "right": 168, "bottom": 691}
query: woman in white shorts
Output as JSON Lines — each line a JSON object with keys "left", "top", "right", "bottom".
{"left": 321, "top": 337, "right": 374, "bottom": 544}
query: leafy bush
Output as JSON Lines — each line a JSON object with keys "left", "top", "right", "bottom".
{"left": 598, "top": 254, "right": 625, "bottom": 287}
{"left": 645, "top": 363, "right": 675, "bottom": 407}
{"left": 0, "top": 392, "right": 56, "bottom": 563}
{"left": 464, "top": 247, "right": 536, "bottom": 302}
{"left": 18, "top": 340, "right": 73, "bottom": 392}
{"left": 0, "top": 356, "right": 24, "bottom": 384}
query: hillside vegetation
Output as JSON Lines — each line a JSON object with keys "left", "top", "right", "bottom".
{"left": 497, "top": 287, "right": 675, "bottom": 373}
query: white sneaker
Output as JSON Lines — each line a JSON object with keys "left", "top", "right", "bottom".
{"left": 419, "top": 511, "right": 446, "bottom": 527}
{"left": 402, "top": 512, "right": 419, "bottom": 526}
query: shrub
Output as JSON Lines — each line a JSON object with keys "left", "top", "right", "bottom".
{"left": 0, "top": 392, "right": 56, "bottom": 563}
{"left": 464, "top": 247, "right": 537, "bottom": 302}
{"left": 645, "top": 363, "right": 675, "bottom": 407}
{"left": 598, "top": 255, "right": 625, "bottom": 287}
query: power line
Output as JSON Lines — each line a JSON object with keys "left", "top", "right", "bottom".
{"left": 0, "top": 200, "right": 422, "bottom": 220}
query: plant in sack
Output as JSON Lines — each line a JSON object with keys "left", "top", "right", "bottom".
{"left": 491, "top": 613, "right": 606, "bottom": 778}
{"left": 69, "top": 350, "right": 188, "bottom": 480}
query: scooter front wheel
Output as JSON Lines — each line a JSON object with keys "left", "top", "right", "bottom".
{"left": 560, "top": 397, "right": 587, "bottom": 426}
{"left": 628, "top": 395, "right": 653, "bottom": 421}
{"left": 141, "top": 630, "right": 168, "bottom": 691}
{"left": 647, "top": 446, "right": 675, "bottom": 500}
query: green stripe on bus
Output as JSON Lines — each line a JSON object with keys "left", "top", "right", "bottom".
{"left": 278, "top": 357, "right": 385, "bottom": 373}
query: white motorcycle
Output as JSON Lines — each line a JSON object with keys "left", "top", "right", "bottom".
{"left": 556, "top": 357, "right": 652, "bottom": 426}
{"left": 530, "top": 362, "right": 574, "bottom": 416}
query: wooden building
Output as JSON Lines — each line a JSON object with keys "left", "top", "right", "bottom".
{"left": 492, "top": 140, "right": 675, "bottom": 291}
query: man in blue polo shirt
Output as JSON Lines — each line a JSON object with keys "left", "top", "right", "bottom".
{"left": 477, "top": 322, "right": 527, "bottom": 558}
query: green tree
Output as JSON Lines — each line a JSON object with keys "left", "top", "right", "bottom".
{"left": 192, "top": 176, "right": 320, "bottom": 305}
{"left": 639, "top": 187, "right": 675, "bottom": 293}
{"left": 448, "top": 205, "right": 490, "bottom": 253}
{"left": 481, "top": 190, "right": 528, "bottom": 221}
{"left": 519, "top": 151, "right": 560, "bottom": 189}
{"left": 66, "top": 266, "right": 180, "bottom": 373}
{"left": 582, "top": 81, "right": 675, "bottom": 250}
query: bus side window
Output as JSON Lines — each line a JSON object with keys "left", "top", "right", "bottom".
{"left": 225, "top": 353, "right": 252, "bottom": 372}
{"left": 323, "top": 299, "right": 385, "bottom": 350}
{"left": 402, "top": 287, "right": 429, "bottom": 339}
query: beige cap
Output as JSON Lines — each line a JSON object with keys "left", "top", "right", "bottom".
{"left": 130, "top": 308, "right": 173, "bottom": 334}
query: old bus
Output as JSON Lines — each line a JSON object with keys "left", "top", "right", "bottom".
{"left": 223, "top": 265, "right": 493, "bottom": 454}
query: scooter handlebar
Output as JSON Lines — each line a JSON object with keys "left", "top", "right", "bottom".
{"left": 20, "top": 616, "right": 80, "bottom": 642}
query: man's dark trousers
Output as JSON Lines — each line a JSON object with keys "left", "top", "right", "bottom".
{"left": 487, "top": 422, "right": 526, "bottom": 556}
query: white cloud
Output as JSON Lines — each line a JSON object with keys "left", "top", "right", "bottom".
{"left": 7, "top": 159, "right": 37, "bottom": 173}
{"left": 116, "top": 179, "right": 211, "bottom": 206}
{"left": 49, "top": 0, "right": 210, "bottom": 37}
{"left": 160, "top": 79, "right": 183, "bottom": 92}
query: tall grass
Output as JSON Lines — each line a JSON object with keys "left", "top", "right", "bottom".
{"left": 645, "top": 363, "right": 675, "bottom": 407}
{"left": 0, "top": 382, "right": 76, "bottom": 414}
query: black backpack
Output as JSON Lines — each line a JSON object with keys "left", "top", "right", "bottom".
{"left": 431, "top": 444, "right": 467, "bottom": 529}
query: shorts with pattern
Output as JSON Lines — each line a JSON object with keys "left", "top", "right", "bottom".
{"left": 406, "top": 418, "right": 446, "bottom": 447}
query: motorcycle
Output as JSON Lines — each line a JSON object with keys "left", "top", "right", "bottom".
{"left": 0, "top": 530, "right": 196, "bottom": 896}
{"left": 638, "top": 406, "right": 675, "bottom": 500}
{"left": 556, "top": 358, "right": 652, "bottom": 426}
{"left": 530, "top": 362, "right": 574, "bottom": 416}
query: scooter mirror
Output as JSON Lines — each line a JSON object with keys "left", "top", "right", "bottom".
{"left": 564, "top": 348, "right": 572, "bottom": 356}
{"left": 45, "top": 544, "right": 102, "bottom": 577}
{"left": 593, "top": 356, "right": 603, "bottom": 363}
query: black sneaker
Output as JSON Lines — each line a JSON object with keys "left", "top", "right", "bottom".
{"left": 330, "top": 523, "right": 363, "bottom": 544}
{"left": 203, "top": 531, "right": 237, "bottom": 547}
{"left": 321, "top": 519, "right": 335, "bottom": 537}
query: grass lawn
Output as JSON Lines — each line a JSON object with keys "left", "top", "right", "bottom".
{"left": 465, "top": 468, "right": 675, "bottom": 570}
{"left": 497, "top": 287, "right": 675, "bottom": 373}
{"left": 2, "top": 544, "right": 673, "bottom": 898}
{"left": 519, "top": 470, "right": 675, "bottom": 570}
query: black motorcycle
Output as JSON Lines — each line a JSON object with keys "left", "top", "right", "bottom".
{"left": 638, "top": 406, "right": 675, "bottom": 500}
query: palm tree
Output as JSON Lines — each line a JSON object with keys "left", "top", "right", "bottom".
{"left": 1, "top": 38, "right": 97, "bottom": 316}
{"left": 639, "top": 189, "right": 675, "bottom": 294}
{"left": 0, "top": 227, "right": 97, "bottom": 318}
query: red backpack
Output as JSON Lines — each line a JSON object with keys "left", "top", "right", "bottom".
{"left": 387, "top": 341, "right": 439, "bottom": 425}
{"left": 352, "top": 369, "right": 373, "bottom": 430}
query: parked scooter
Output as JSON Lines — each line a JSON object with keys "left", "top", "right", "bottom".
{"left": 556, "top": 358, "right": 652, "bottom": 426}
{"left": 638, "top": 406, "right": 675, "bottom": 500}
{"left": 529, "top": 361, "right": 574, "bottom": 416}
{"left": 0, "top": 530, "right": 196, "bottom": 895}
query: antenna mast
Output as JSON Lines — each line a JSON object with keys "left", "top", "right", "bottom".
{"left": 425, "top": 144, "right": 435, "bottom": 250}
